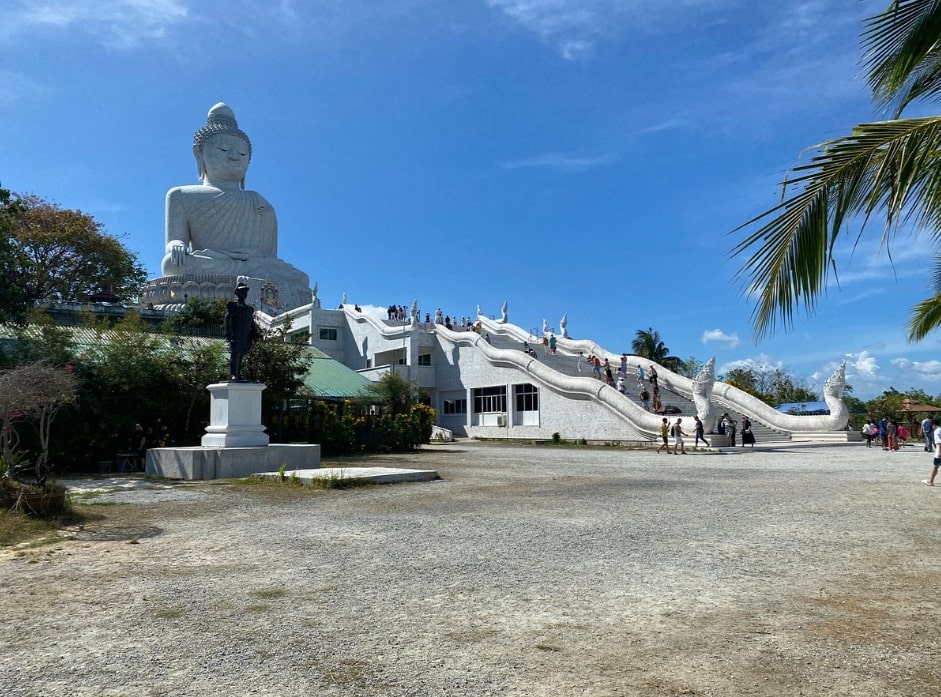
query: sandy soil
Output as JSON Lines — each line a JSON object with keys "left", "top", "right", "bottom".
{"left": 1, "top": 441, "right": 939, "bottom": 696}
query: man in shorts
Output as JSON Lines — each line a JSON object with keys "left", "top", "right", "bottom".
{"left": 924, "top": 418, "right": 941, "bottom": 486}
{"left": 656, "top": 418, "right": 671, "bottom": 454}
{"left": 672, "top": 417, "right": 688, "bottom": 455}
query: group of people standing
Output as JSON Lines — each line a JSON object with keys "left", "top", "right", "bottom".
{"left": 861, "top": 418, "right": 910, "bottom": 450}
{"left": 431, "top": 309, "right": 479, "bottom": 332}
{"left": 716, "top": 413, "right": 756, "bottom": 447}
{"left": 860, "top": 415, "right": 941, "bottom": 487}
{"left": 386, "top": 304, "right": 409, "bottom": 322}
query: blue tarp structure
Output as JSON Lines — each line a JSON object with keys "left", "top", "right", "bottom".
{"left": 775, "top": 401, "right": 830, "bottom": 415}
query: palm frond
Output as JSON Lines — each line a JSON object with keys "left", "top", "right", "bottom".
{"left": 907, "top": 255, "right": 941, "bottom": 339}
{"left": 863, "top": 0, "right": 941, "bottom": 111}
{"left": 731, "top": 116, "right": 941, "bottom": 340}
{"left": 886, "top": 50, "right": 941, "bottom": 114}
{"left": 908, "top": 294, "right": 941, "bottom": 339}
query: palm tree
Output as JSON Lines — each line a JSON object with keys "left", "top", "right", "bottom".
{"left": 732, "top": 0, "right": 941, "bottom": 341}
{"left": 631, "top": 327, "right": 670, "bottom": 361}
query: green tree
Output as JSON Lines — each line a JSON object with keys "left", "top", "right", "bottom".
{"left": 722, "top": 367, "right": 759, "bottom": 398}
{"left": 867, "top": 388, "right": 907, "bottom": 421}
{"left": 165, "top": 298, "right": 227, "bottom": 336}
{"left": 72, "top": 315, "right": 189, "bottom": 457}
{"left": 732, "top": 1, "right": 941, "bottom": 340}
{"left": 241, "top": 325, "right": 315, "bottom": 440}
{"left": 631, "top": 327, "right": 669, "bottom": 361}
{"left": 5, "top": 193, "right": 146, "bottom": 304}
{"left": 171, "top": 338, "right": 228, "bottom": 441}
{"left": 366, "top": 371, "right": 422, "bottom": 416}
{"left": 0, "top": 185, "right": 29, "bottom": 323}
{"left": 675, "top": 355, "right": 703, "bottom": 379}
{"left": 720, "top": 364, "right": 819, "bottom": 406}
{"left": 631, "top": 328, "right": 684, "bottom": 372}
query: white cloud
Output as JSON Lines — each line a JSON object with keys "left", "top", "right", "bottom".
{"left": 717, "top": 353, "right": 783, "bottom": 375}
{"left": 846, "top": 351, "right": 880, "bottom": 378}
{"left": 3, "top": 0, "right": 188, "bottom": 48}
{"left": 560, "top": 39, "right": 593, "bottom": 60}
{"left": 499, "top": 152, "right": 617, "bottom": 171}
{"left": 701, "top": 328, "right": 739, "bottom": 348}
{"left": 890, "top": 357, "right": 941, "bottom": 383}
{"left": 484, "top": 0, "right": 621, "bottom": 60}
{"left": 352, "top": 304, "right": 389, "bottom": 322}
{"left": 804, "top": 351, "right": 887, "bottom": 398}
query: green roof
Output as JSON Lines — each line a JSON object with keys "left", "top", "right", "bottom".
{"left": 298, "top": 345, "right": 373, "bottom": 400}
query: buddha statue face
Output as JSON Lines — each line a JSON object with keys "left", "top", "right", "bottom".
{"left": 197, "top": 133, "right": 250, "bottom": 186}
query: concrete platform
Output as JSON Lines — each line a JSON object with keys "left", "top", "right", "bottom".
{"left": 256, "top": 466, "right": 438, "bottom": 485}
{"left": 147, "top": 443, "right": 321, "bottom": 480}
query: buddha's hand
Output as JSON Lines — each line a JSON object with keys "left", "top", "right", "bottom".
{"left": 167, "top": 242, "right": 187, "bottom": 266}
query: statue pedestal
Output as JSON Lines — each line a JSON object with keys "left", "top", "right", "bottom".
{"left": 201, "top": 382, "right": 269, "bottom": 447}
{"left": 146, "top": 380, "right": 321, "bottom": 480}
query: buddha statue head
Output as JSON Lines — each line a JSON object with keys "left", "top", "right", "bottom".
{"left": 193, "top": 102, "right": 253, "bottom": 189}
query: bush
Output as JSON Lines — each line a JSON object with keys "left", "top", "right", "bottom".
{"left": 299, "top": 400, "right": 436, "bottom": 456}
{"left": 0, "top": 479, "right": 70, "bottom": 517}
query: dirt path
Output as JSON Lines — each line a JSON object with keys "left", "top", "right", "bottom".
{"left": 1, "top": 442, "right": 939, "bottom": 696}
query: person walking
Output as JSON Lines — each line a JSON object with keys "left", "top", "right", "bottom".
{"left": 862, "top": 421, "right": 873, "bottom": 448}
{"left": 726, "top": 418, "right": 737, "bottom": 447}
{"left": 887, "top": 420, "right": 898, "bottom": 451}
{"left": 616, "top": 376, "right": 626, "bottom": 395}
{"left": 592, "top": 355, "right": 602, "bottom": 379}
{"left": 672, "top": 418, "right": 688, "bottom": 454}
{"left": 741, "top": 416, "right": 756, "bottom": 447}
{"left": 656, "top": 418, "right": 671, "bottom": 454}
{"left": 693, "top": 415, "right": 709, "bottom": 448}
{"left": 924, "top": 418, "right": 941, "bottom": 486}
{"left": 923, "top": 416, "right": 935, "bottom": 452}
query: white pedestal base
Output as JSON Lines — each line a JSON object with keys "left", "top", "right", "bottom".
{"left": 201, "top": 381, "right": 269, "bottom": 447}
{"left": 146, "top": 444, "right": 321, "bottom": 480}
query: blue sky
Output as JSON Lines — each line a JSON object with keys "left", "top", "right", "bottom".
{"left": 2, "top": 0, "right": 939, "bottom": 400}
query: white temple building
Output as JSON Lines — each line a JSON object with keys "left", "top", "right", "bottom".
{"left": 261, "top": 298, "right": 853, "bottom": 444}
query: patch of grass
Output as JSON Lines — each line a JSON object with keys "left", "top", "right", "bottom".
{"left": 0, "top": 506, "right": 86, "bottom": 548}
{"left": 319, "top": 658, "right": 372, "bottom": 689}
{"left": 237, "top": 471, "right": 370, "bottom": 493}
{"left": 249, "top": 587, "right": 287, "bottom": 600}
{"left": 306, "top": 471, "right": 369, "bottom": 490}
{"left": 245, "top": 603, "right": 271, "bottom": 613}
{"left": 534, "top": 643, "right": 563, "bottom": 652}
{"left": 153, "top": 607, "right": 184, "bottom": 619}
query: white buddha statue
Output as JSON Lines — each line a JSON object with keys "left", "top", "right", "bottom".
{"left": 158, "top": 102, "right": 310, "bottom": 310}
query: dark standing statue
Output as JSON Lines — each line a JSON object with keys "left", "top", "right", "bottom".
{"left": 225, "top": 282, "right": 260, "bottom": 381}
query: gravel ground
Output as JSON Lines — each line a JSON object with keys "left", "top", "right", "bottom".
{"left": 1, "top": 440, "right": 940, "bottom": 696}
